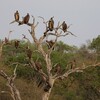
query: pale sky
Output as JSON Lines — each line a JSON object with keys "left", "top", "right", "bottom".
{"left": 0, "top": 0, "right": 100, "bottom": 46}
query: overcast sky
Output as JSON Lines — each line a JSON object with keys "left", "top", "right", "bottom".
{"left": 0, "top": 0, "right": 100, "bottom": 46}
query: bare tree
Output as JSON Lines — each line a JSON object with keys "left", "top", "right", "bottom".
{"left": 0, "top": 64, "right": 21, "bottom": 100}
{"left": 9, "top": 11, "right": 100, "bottom": 100}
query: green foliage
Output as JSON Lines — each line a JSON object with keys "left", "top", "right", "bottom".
{"left": 0, "top": 39, "right": 100, "bottom": 100}
{"left": 51, "top": 50, "right": 75, "bottom": 69}
{"left": 16, "top": 65, "right": 35, "bottom": 79}
{"left": 89, "top": 35, "right": 100, "bottom": 60}
{"left": 89, "top": 35, "right": 100, "bottom": 53}
{"left": 50, "top": 66, "right": 100, "bottom": 100}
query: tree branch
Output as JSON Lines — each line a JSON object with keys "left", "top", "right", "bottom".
{"left": 54, "top": 63, "right": 100, "bottom": 80}
{"left": 22, "top": 34, "right": 31, "bottom": 43}
{"left": 0, "top": 70, "right": 8, "bottom": 79}
{"left": 48, "top": 31, "right": 76, "bottom": 37}
{"left": 29, "top": 59, "right": 48, "bottom": 79}
{"left": 0, "top": 64, "right": 21, "bottom": 100}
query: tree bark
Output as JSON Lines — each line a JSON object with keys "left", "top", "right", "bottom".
{"left": 42, "top": 77, "right": 55, "bottom": 100}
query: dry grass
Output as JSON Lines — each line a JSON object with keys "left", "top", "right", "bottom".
{"left": 15, "top": 78, "right": 43, "bottom": 100}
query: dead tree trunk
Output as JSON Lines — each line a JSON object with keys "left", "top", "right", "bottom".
{"left": 12, "top": 14, "right": 100, "bottom": 100}
{"left": 42, "top": 77, "right": 55, "bottom": 100}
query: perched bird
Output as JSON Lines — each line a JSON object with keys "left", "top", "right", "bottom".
{"left": 37, "top": 74, "right": 51, "bottom": 92}
{"left": 14, "top": 10, "right": 19, "bottom": 21}
{"left": 69, "top": 59, "right": 76, "bottom": 69}
{"left": 23, "top": 13, "right": 30, "bottom": 24}
{"left": 19, "top": 13, "right": 30, "bottom": 25}
{"left": 62, "top": 21, "right": 67, "bottom": 32}
{"left": 46, "top": 40, "right": 55, "bottom": 50}
{"left": 48, "top": 17, "right": 54, "bottom": 31}
{"left": 54, "top": 64, "right": 61, "bottom": 74}
{"left": 35, "top": 61, "right": 42, "bottom": 70}
{"left": 37, "top": 74, "right": 47, "bottom": 87}
{"left": 14, "top": 40, "right": 20, "bottom": 49}
{"left": 10, "top": 10, "right": 20, "bottom": 24}
{"left": 44, "top": 82, "right": 51, "bottom": 92}
{"left": 26, "top": 47, "right": 32, "bottom": 60}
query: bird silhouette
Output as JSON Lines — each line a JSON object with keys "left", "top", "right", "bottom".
{"left": 26, "top": 46, "right": 32, "bottom": 60}
{"left": 19, "top": 13, "right": 30, "bottom": 25}
{"left": 14, "top": 10, "right": 19, "bottom": 21}
{"left": 48, "top": 17, "right": 54, "bottom": 31}
{"left": 35, "top": 61, "right": 42, "bottom": 70}
{"left": 62, "top": 21, "right": 67, "bottom": 32}
{"left": 14, "top": 40, "right": 20, "bottom": 49}
{"left": 10, "top": 10, "right": 20, "bottom": 24}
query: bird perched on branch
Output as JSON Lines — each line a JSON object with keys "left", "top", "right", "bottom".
{"left": 37, "top": 74, "right": 47, "bottom": 87}
{"left": 48, "top": 17, "right": 54, "bottom": 31}
{"left": 62, "top": 21, "right": 67, "bottom": 32}
{"left": 35, "top": 61, "right": 42, "bottom": 71}
{"left": 10, "top": 10, "right": 20, "bottom": 24}
{"left": 14, "top": 10, "right": 20, "bottom": 21}
{"left": 54, "top": 64, "right": 61, "bottom": 74}
{"left": 46, "top": 40, "right": 55, "bottom": 50}
{"left": 69, "top": 59, "right": 76, "bottom": 69}
{"left": 19, "top": 13, "right": 30, "bottom": 25}
{"left": 44, "top": 82, "right": 51, "bottom": 92}
{"left": 37, "top": 74, "right": 51, "bottom": 92}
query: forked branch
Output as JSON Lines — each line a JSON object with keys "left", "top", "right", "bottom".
{"left": 0, "top": 65, "right": 21, "bottom": 100}
{"left": 54, "top": 62, "right": 100, "bottom": 80}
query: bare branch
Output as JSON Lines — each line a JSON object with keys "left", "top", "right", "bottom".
{"left": 38, "top": 16, "right": 50, "bottom": 38}
{"left": 55, "top": 21, "right": 62, "bottom": 30}
{"left": 35, "top": 22, "right": 39, "bottom": 28}
{"left": 48, "top": 36, "right": 58, "bottom": 55}
{"left": 8, "top": 62, "right": 29, "bottom": 68}
{"left": 38, "top": 16, "right": 48, "bottom": 25}
{"left": 31, "top": 15, "right": 35, "bottom": 24}
{"left": 67, "top": 24, "right": 72, "bottom": 29}
{"left": 48, "top": 31, "right": 76, "bottom": 37}
{"left": 8, "top": 30, "right": 14, "bottom": 39}
{"left": 29, "top": 59, "right": 48, "bottom": 78}
{"left": 0, "top": 65, "right": 21, "bottom": 100}
{"left": 22, "top": 34, "right": 31, "bottom": 43}
{"left": 67, "top": 31, "right": 77, "bottom": 37}
{"left": 38, "top": 16, "right": 44, "bottom": 22}
{"left": 54, "top": 63, "right": 100, "bottom": 80}
{"left": 29, "top": 19, "right": 39, "bottom": 43}
{"left": 12, "top": 64, "right": 18, "bottom": 81}
{"left": 0, "top": 70, "right": 8, "bottom": 79}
